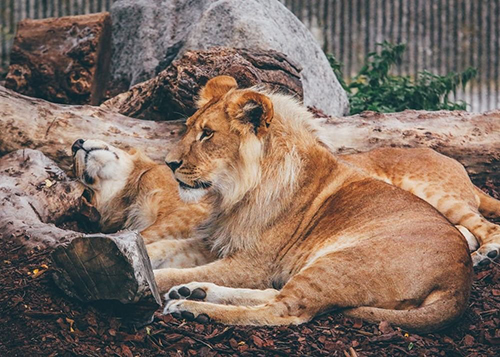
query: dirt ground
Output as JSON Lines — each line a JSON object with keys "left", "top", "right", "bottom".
{"left": 1, "top": 185, "right": 499, "bottom": 357}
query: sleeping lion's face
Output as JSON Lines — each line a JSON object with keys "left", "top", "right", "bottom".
{"left": 72, "top": 139, "right": 134, "bottom": 194}
{"left": 165, "top": 76, "right": 273, "bottom": 204}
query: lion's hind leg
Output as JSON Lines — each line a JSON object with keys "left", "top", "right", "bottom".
{"left": 434, "top": 195, "right": 500, "bottom": 266}
{"left": 454, "top": 210, "right": 500, "bottom": 266}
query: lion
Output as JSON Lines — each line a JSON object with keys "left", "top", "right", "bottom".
{"left": 71, "top": 139, "right": 213, "bottom": 269}
{"left": 147, "top": 75, "right": 474, "bottom": 332}
{"left": 71, "top": 142, "right": 500, "bottom": 269}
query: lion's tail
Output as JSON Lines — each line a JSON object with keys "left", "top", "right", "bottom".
{"left": 474, "top": 185, "right": 500, "bottom": 219}
{"left": 343, "top": 294, "right": 466, "bottom": 333}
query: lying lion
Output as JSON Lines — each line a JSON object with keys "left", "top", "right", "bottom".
{"left": 71, "top": 139, "right": 213, "bottom": 269}
{"left": 72, "top": 76, "right": 499, "bottom": 331}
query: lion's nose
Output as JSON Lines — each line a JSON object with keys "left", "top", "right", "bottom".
{"left": 166, "top": 160, "right": 182, "bottom": 173}
{"left": 72, "top": 139, "right": 85, "bottom": 154}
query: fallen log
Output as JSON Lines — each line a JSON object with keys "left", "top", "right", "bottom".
{"left": 0, "top": 86, "right": 499, "bottom": 184}
{"left": 102, "top": 47, "right": 303, "bottom": 121}
{"left": 0, "top": 86, "right": 184, "bottom": 171}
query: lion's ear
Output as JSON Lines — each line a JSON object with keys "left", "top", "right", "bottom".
{"left": 226, "top": 91, "right": 274, "bottom": 138}
{"left": 197, "top": 76, "right": 238, "bottom": 107}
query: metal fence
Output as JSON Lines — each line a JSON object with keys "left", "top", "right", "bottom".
{"left": 1, "top": 0, "right": 499, "bottom": 112}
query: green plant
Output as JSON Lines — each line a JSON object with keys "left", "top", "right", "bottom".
{"left": 328, "top": 42, "right": 477, "bottom": 115}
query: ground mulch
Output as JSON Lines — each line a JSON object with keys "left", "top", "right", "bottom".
{"left": 1, "top": 187, "right": 499, "bottom": 356}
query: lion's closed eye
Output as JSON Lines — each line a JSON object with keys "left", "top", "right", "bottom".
{"left": 199, "top": 128, "right": 214, "bottom": 141}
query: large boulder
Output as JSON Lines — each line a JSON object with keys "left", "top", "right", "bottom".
{"left": 110, "top": 0, "right": 349, "bottom": 117}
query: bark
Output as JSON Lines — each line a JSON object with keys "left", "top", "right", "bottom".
{"left": 102, "top": 47, "right": 303, "bottom": 121}
{"left": 0, "top": 86, "right": 499, "bottom": 184}
{"left": 5, "top": 13, "right": 112, "bottom": 105}
{"left": 0, "top": 86, "right": 185, "bottom": 172}
{"left": 0, "top": 149, "right": 83, "bottom": 249}
{"left": 52, "top": 232, "right": 161, "bottom": 325}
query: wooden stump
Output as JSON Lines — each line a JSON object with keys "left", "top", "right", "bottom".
{"left": 52, "top": 232, "right": 161, "bottom": 325}
{"left": 5, "top": 13, "right": 112, "bottom": 105}
{"left": 102, "top": 47, "right": 303, "bottom": 120}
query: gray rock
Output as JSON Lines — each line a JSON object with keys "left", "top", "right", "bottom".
{"left": 110, "top": 0, "right": 349, "bottom": 116}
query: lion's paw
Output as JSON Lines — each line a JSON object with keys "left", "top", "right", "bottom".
{"left": 163, "top": 300, "right": 211, "bottom": 323}
{"left": 472, "top": 243, "right": 500, "bottom": 267}
{"left": 165, "top": 282, "right": 214, "bottom": 302}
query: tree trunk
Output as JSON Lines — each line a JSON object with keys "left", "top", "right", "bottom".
{"left": 102, "top": 47, "right": 303, "bottom": 121}
{"left": 0, "top": 86, "right": 499, "bottom": 184}
{"left": 5, "top": 13, "right": 112, "bottom": 105}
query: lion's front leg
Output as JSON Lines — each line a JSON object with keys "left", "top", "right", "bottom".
{"left": 146, "top": 238, "right": 216, "bottom": 269}
{"left": 153, "top": 255, "right": 271, "bottom": 294}
{"left": 165, "top": 282, "right": 279, "bottom": 306}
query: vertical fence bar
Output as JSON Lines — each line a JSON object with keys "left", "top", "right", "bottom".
{"left": 329, "top": 0, "right": 335, "bottom": 57}
{"left": 297, "top": 0, "right": 305, "bottom": 23}
{"left": 388, "top": 0, "right": 395, "bottom": 41}
{"left": 0, "top": 0, "right": 6, "bottom": 71}
{"left": 322, "top": 0, "right": 329, "bottom": 52}
{"left": 338, "top": 0, "right": 345, "bottom": 66}
{"left": 347, "top": 0, "right": 354, "bottom": 76}
{"left": 421, "top": 0, "right": 427, "bottom": 70}
{"left": 496, "top": 0, "right": 500, "bottom": 108}
{"left": 42, "top": 0, "right": 48, "bottom": 18}
{"left": 307, "top": 0, "right": 312, "bottom": 29}
{"left": 469, "top": 1, "right": 476, "bottom": 111}
{"left": 26, "top": 0, "right": 31, "bottom": 18}
{"left": 375, "top": 0, "right": 379, "bottom": 44}
{"left": 381, "top": 0, "right": 387, "bottom": 42}
{"left": 413, "top": 0, "right": 419, "bottom": 77}
{"left": 437, "top": 0, "right": 443, "bottom": 75}
{"left": 486, "top": 0, "right": 492, "bottom": 109}
{"left": 477, "top": 0, "right": 483, "bottom": 111}
{"left": 365, "top": 0, "right": 371, "bottom": 59}
{"left": 397, "top": 0, "right": 403, "bottom": 75}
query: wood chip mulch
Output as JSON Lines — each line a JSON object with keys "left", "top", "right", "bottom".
{"left": 1, "top": 186, "right": 499, "bottom": 357}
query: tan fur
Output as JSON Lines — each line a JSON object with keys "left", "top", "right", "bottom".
{"left": 72, "top": 140, "right": 213, "bottom": 268}
{"left": 340, "top": 148, "right": 500, "bottom": 265}
{"left": 157, "top": 76, "right": 473, "bottom": 332}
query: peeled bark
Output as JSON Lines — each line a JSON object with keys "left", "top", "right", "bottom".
{"left": 0, "top": 86, "right": 499, "bottom": 184}
{"left": 102, "top": 47, "right": 303, "bottom": 121}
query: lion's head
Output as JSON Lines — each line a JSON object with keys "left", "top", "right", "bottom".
{"left": 72, "top": 139, "right": 134, "bottom": 191}
{"left": 165, "top": 76, "right": 279, "bottom": 205}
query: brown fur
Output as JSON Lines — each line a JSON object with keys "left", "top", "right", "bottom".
{"left": 340, "top": 148, "right": 500, "bottom": 265}
{"left": 72, "top": 141, "right": 213, "bottom": 268}
{"left": 156, "top": 76, "right": 473, "bottom": 332}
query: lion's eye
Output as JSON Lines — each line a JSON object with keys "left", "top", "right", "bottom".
{"left": 200, "top": 128, "right": 214, "bottom": 141}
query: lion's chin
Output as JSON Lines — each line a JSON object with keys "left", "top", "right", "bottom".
{"left": 178, "top": 187, "right": 208, "bottom": 203}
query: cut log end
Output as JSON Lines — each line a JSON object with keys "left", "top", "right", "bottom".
{"left": 5, "top": 13, "right": 112, "bottom": 105}
{"left": 52, "top": 231, "right": 161, "bottom": 325}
